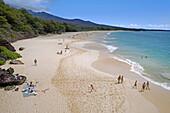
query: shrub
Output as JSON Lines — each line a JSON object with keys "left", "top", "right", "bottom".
{"left": 10, "top": 34, "right": 16, "bottom": 39}
{"left": 0, "top": 58, "right": 6, "bottom": 65}
{"left": 0, "top": 46, "right": 22, "bottom": 60}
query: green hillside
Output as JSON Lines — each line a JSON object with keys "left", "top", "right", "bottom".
{"left": 0, "top": 0, "right": 78, "bottom": 42}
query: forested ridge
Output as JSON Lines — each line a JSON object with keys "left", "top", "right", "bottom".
{"left": 0, "top": 0, "right": 167, "bottom": 43}
{"left": 0, "top": 0, "right": 78, "bottom": 42}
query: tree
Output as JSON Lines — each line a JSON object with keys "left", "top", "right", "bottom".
{"left": 0, "top": 16, "right": 10, "bottom": 28}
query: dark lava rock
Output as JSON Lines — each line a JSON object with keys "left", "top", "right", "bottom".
{"left": 0, "top": 68, "right": 26, "bottom": 87}
{"left": 19, "top": 47, "right": 25, "bottom": 51}
{"left": 10, "top": 59, "right": 24, "bottom": 64}
{"left": 4, "top": 86, "right": 15, "bottom": 91}
{"left": 6, "top": 67, "right": 14, "bottom": 75}
{"left": 0, "top": 40, "right": 16, "bottom": 52}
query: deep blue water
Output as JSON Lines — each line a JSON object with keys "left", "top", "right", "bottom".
{"left": 104, "top": 31, "right": 170, "bottom": 90}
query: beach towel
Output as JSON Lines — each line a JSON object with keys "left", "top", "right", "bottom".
{"left": 22, "top": 85, "right": 36, "bottom": 97}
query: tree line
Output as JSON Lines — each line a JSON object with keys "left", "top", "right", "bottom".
{"left": 0, "top": 0, "right": 78, "bottom": 42}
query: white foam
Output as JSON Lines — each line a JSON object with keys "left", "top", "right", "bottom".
{"left": 107, "top": 32, "right": 112, "bottom": 35}
{"left": 102, "top": 41, "right": 112, "bottom": 43}
{"left": 104, "top": 37, "right": 116, "bottom": 40}
{"left": 113, "top": 56, "right": 170, "bottom": 90}
{"left": 104, "top": 45, "right": 118, "bottom": 53}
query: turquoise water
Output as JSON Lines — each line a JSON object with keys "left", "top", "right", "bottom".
{"left": 104, "top": 31, "right": 170, "bottom": 90}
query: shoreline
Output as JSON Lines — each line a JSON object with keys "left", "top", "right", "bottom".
{"left": 91, "top": 53, "right": 170, "bottom": 113}
{"left": 0, "top": 31, "right": 169, "bottom": 113}
{"left": 84, "top": 36, "right": 170, "bottom": 113}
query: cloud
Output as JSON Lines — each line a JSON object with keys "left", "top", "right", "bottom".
{"left": 113, "top": 24, "right": 127, "bottom": 27}
{"left": 147, "top": 24, "right": 170, "bottom": 29}
{"left": 4, "top": 0, "right": 57, "bottom": 11}
{"left": 129, "top": 24, "right": 141, "bottom": 27}
{"left": 113, "top": 24, "right": 170, "bottom": 30}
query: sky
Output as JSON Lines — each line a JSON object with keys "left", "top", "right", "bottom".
{"left": 3, "top": 0, "right": 170, "bottom": 30}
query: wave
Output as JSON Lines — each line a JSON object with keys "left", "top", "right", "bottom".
{"left": 161, "top": 73, "right": 170, "bottom": 81}
{"left": 102, "top": 41, "right": 114, "bottom": 44}
{"left": 107, "top": 32, "right": 112, "bottom": 35}
{"left": 104, "top": 37, "right": 117, "bottom": 40}
{"left": 112, "top": 56, "right": 170, "bottom": 90}
{"left": 104, "top": 45, "right": 118, "bottom": 53}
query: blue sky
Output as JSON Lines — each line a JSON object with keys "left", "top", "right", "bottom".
{"left": 4, "top": 0, "right": 170, "bottom": 30}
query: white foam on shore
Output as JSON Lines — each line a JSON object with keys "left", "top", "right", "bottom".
{"left": 113, "top": 56, "right": 170, "bottom": 90}
{"left": 104, "top": 37, "right": 116, "bottom": 40}
{"left": 104, "top": 45, "right": 118, "bottom": 53}
{"left": 107, "top": 32, "right": 112, "bottom": 35}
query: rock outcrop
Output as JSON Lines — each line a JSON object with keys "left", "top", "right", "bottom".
{"left": 19, "top": 47, "right": 25, "bottom": 51}
{"left": 0, "top": 67, "right": 26, "bottom": 87}
{"left": 10, "top": 59, "right": 24, "bottom": 64}
{"left": 0, "top": 40, "right": 16, "bottom": 52}
{"left": 6, "top": 67, "right": 14, "bottom": 75}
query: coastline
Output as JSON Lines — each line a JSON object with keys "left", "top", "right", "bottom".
{"left": 85, "top": 34, "right": 170, "bottom": 113}
{"left": 0, "top": 31, "right": 169, "bottom": 113}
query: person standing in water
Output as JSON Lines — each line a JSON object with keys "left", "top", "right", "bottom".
{"left": 34, "top": 59, "right": 37, "bottom": 66}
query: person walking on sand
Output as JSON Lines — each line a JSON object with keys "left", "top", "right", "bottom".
{"left": 146, "top": 81, "right": 150, "bottom": 90}
{"left": 142, "top": 82, "right": 146, "bottom": 91}
{"left": 133, "top": 80, "right": 137, "bottom": 88}
{"left": 91, "top": 84, "right": 94, "bottom": 92}
{"left": 34, "top": 59, "right": 37, "bottom": 66}
{"left": 118, "top": 75, "right": 121, "bottom": 84}
{"left": 121, "top": 75, "right": 124, "bottom": 83}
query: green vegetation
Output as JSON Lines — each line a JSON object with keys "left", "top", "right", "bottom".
{"left": 0, "top": 0, "right": 78, "bottom": 42}
{"left": 1, "top": 0, "right": 164, "bottom": 42}
{"left": 0, "top": 46, "right": 22, "bottom": 65}
{"left": 0, "top": 46, "right": 22, "bottom": 60}
{"left": 0, "top": 57, "right": 5, "bottom": 65}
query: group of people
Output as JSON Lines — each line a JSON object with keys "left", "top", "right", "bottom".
{"left": 141, "top": 56, "right": 148, "bottom": 59}
{"left": 133, "top": 80, "right": 150, "bottom": 91}
{"left": 23, "top": 81, "right": 37, "bottom": 96}
{"left": 141, "top": 81, "right": 150, "bottom": 91}
{"left": 117, "top": 75, "right": 124, "bottom": 84}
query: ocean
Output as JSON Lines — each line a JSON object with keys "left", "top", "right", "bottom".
{"left": 94, "top": 31, "right": 170, "bottom": 90}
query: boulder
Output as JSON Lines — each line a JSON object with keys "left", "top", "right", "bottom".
{"left": 6, "top": 67, "right": 14, "bottom": 75}
{"left": 10, "top": 59, "right": 24, "bottom": 64}
{"left": 4, "top": 86, "right": 15, "bottom": 91}
{"left": 0, "top": 74, "right": 27, "bottom": 87}
{"left": 0, "top": 68, "right": 27, "bottom": 87}
{"left": 0, "top": 40, "right": 16, "bottom": 52}
{"left": 19, "top": 47, "right": 25, "bottom": 51}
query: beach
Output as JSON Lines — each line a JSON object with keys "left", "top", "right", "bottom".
{"left": 0, "top": 31, "right": 169, "bottom": 113}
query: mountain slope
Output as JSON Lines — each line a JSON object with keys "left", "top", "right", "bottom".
{"left": 28, "top": 10, "right": 118, "bottom": 28}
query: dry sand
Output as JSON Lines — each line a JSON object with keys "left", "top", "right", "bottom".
{"left": 0, "top": 31, "right": 168, "bottom": 113}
